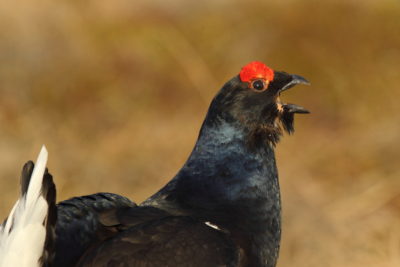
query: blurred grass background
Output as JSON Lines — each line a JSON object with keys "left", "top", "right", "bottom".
{"left": 0, "top": 0, "right": 399, "bottom": 266}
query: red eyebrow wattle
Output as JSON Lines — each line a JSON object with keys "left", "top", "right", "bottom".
{"left": 239, "top": 61, "right": 274, "bottom": 83}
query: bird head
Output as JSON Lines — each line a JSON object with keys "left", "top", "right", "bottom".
{"left": 205, "top": 61, "right": 309, "bottom": 147}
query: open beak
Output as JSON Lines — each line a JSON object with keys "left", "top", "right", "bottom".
{"left": 272, "top": 71, "right": 310, "bottom": 114}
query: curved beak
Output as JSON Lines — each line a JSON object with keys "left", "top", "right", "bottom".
{"left": 272, "top": 71, "right": 310, "bottom": 114}
{"left": 279, "top": 73, "right": 310, "bottom": 92}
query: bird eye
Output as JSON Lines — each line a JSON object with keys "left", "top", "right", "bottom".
{"left": 250, "top": 79, "right": 267, "bottom": 92}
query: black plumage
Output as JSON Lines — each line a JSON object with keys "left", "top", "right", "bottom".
{"left": 8, "top": 62, "right": 309, "bottom": 267}
{"left": 53, "top": 193, "right": 136, "bottom": 267}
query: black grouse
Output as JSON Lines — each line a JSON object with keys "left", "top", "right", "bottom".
{"left": 1, "top": 61, "right": 309, "bottom": 267}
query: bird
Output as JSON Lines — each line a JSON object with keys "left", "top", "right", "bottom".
{"left": 0, "top": 146, "right": 56, "bottom": 267}
{"left": 0, "top": 61, "right": 309, "bottom": 267}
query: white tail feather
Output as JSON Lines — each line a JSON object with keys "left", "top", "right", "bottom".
{"left": 0, "top": 146, "right": 49, "bottom": 267}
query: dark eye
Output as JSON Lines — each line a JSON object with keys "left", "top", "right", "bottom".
{"left": 251, "top": 79, "right": 267, "bottom": 92}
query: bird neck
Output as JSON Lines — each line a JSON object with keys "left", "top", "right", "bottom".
{"left": 144, "top": 117, "right": 282, "bottom": 266}
{"left": 195, "top": 119, "right": 282, "bottom": 267}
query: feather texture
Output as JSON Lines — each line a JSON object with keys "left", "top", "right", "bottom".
{"left": 0, "top": 146, "right": 56, "bottom": 267}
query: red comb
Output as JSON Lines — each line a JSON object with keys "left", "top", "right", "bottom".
{"left": 239, "top": 61, "right": 274, "bottom": 83}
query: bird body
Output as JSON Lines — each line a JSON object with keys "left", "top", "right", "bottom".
{"left": 1, "top": 61, "right": 309, "bottom": 267}
{"left": 142, "top": 76, "right": 285, "bottom": 266}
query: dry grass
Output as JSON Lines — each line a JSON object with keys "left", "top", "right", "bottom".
{"left": 0, "top": 0, "right": 399, "bottom": 266}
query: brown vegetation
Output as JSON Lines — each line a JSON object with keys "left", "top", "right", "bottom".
{"left": 0, "top": 0, "right": 399, "bottom": 266}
